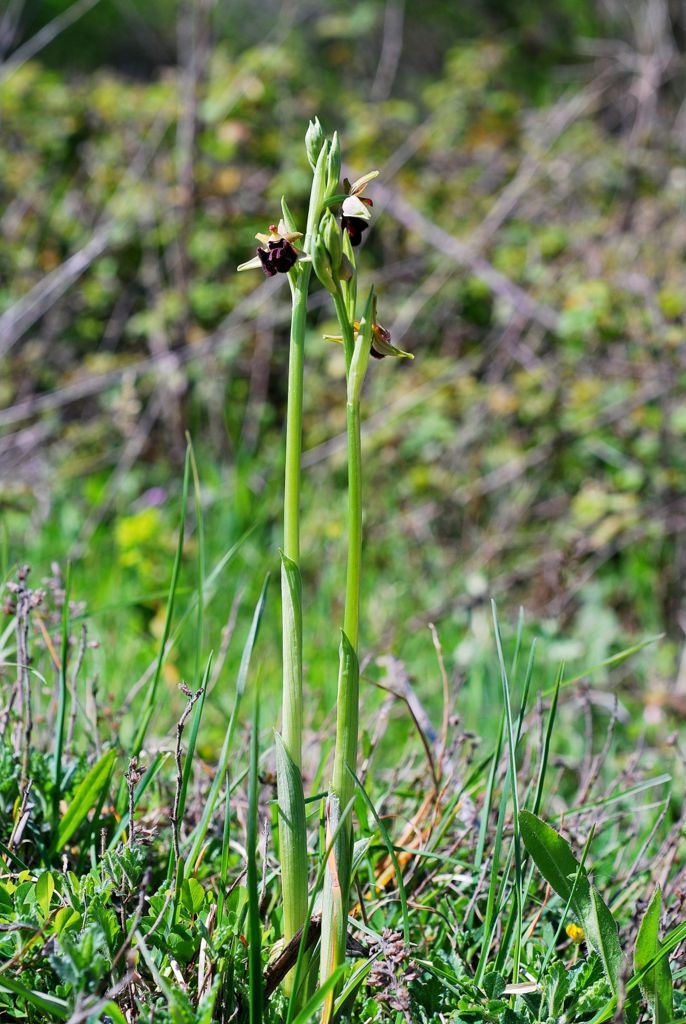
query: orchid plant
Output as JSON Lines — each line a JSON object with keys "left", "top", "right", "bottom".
{"left": 238, "top": 120, "right": 411, "bottom": 1012}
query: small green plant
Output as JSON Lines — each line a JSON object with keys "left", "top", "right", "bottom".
{"left": 238, "top": 120, "right": 411, "bottom": 1008}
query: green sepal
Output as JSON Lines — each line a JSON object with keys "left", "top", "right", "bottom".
{"left": 281, "top": 195, "right": 299, "bottom": 235}
{"left": 326, "top": 131, "right": 341, "bottom": 197}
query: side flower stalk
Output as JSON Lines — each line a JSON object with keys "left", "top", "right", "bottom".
{"left": 314, "top": 188, "right": 411, "bottom": 1012}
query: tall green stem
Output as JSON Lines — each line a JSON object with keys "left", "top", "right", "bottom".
{"left": 277, "top": 139, "right": 330, "bottom": 999}
{"left": 320, "top": 291, "right": 372, "bottom": 1012}
{"left": 282, "top": 270, "right": 309, "bottom": 758}
{"left": 277, "top": 266, "right": 310, "bottom": 983}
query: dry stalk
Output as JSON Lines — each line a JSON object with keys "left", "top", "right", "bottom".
{"left": 171, "top": 682, "right": 204, "bottom": 864}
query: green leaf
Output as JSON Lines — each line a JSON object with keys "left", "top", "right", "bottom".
{"left": 36, "top": 871, "right": 54, "bottom": 918}
{"left": 281, "top": 195, "right": 299, "bottom": 235}
{"left": 290, "top": 965, "right": 347, "bottom": 1024}
{"left": 181, "top": 877, "right": 205, "bottom": 917}
{"left": 519, "top": 811, "right": 622, "bottom": 993}
{"left": 589, "top": 886, "right": 622, "bottom": 996}
{"left": 54, "top": 906, "right": 81, "bottom": 936}
{"left": 55, "top": 748, "right": 117, "bottom": 853}
{"left": 519, "top": 810, "right": 591, "bottom": 922}
{"left": 634, "top": 886, "right": 673, "bottom": 1023}
{"left": 274, "top": 731, "right": 308, "bottom": 944}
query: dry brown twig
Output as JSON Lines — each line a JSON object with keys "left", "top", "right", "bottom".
{"left": 171, "top": 682, "right": 204, "bottom": 864}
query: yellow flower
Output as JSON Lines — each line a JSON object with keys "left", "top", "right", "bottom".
{"left": 566, "top": 922, "right": 584, "bottom": 944}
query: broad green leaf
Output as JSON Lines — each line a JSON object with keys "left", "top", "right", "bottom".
{"left": 519, "top": 810, "right": 592, "bottom": 922}
{"left": 634, "top": 886, "right": 673, "bottom": 1023}
{"left": 181, "top": 877, "right": 205, "bottom": 916}
{"left": 519, "top": 811, "right": 622, "bottom": 992}
{"left": 36, "top": 871, "right": 54, "bottom": 918}
{"left": 54, "top": 906, "right": 81, "bottom": 936}
{"left": 55, "top": 748, "right": 117, "bottom": 852}
{"left": 589, "top": 886, "right": 622, "bottom": 995}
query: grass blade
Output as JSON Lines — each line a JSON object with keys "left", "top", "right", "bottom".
{"left": 491, "top": 602, "right": 523, "bottom": 981}
{"left": 290, "top": 965, "right": 347, "bottom": 1024}
{"left": 129, "top": 446, "right": 191, "bottom": 768}
{"left": 247, "top": 690, "right": 263, "bottom": 1024}
{"left": 53, "top": 747, "right": 116, "bottom": 854}
{"left": 349, "top": 766, "right": 410, "bottom": 944}
{"left": 186, "top": 573, "right": 269, "bottom": 870}
{"left": 217, "top": 770, "right": 231, "bottom": 929}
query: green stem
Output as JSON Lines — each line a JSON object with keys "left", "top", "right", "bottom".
{"left": 342, "top": 399, "right": 362, "bottom": 652}
{"left": 282, "top": 269, "right": 309, "bottom": 763}
{"left": 277, "top": 137, "right": 329, "bottom": 1000}
{"left": 278, "top": 266, "right": 311, "bottom": 986}
{"left": 320, "top": 295, "right": 365, "bottom": 1000}
{"left": 333, "top": 286, "right": 355, "bottom": 370}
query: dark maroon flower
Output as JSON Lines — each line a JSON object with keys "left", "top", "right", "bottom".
{"left": 237, "top": 220, "right": 304, "bottom": 276}
{"left": 257, "top": 235, "right": 300, "bottom": 276}
{"left": 341, "top": 213, "right": 369, "bottom": 247}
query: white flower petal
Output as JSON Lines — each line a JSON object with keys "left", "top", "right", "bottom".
{"left": 342, "top": 195, "right": 371, "bottom": 220}
{"left": 237, "top": 256, "right": 263, "bottom": 272}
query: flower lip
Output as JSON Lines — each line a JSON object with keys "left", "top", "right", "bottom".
{"left": 341, "top": 214, "right": 369, "bottom": 247}
{"left": 257, "top": 237, "right": 299, "bottom": 276}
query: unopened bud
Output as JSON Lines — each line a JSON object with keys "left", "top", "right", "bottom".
{"left": 305, "top": 117, "right": 325, "bottom": 170}
{"left": 321, "top": 209, "right": 342, "bottom": 276}
{"left": 326, "top": 131, "right": 341, "bottom": 196}
{"left": 312, "top": 236, "right": 337, "bottom": 295}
